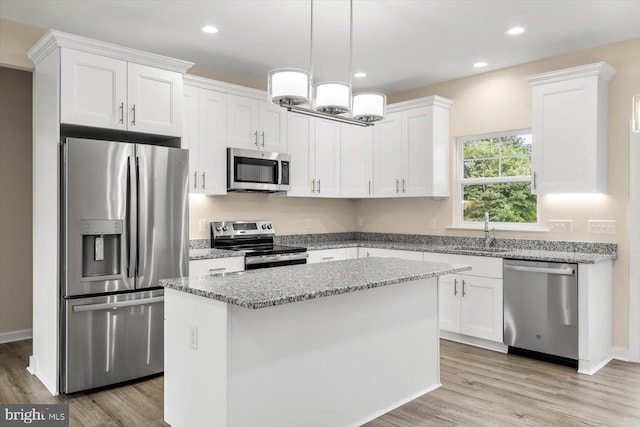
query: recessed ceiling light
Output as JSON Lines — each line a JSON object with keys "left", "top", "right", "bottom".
{"left": 354, "top": 72, "right": 367, "bottom": 78}
{"left": 473, "top": 61, "right": 488, "bottom": 68}
{"left": 506, "top": 26, "right": 525, "bottom": 35}
{"left": 201, "top": 25, "right": 219, "bottom": 34}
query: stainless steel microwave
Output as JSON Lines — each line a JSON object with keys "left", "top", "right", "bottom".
{"left": 227, "top": 147, "right": 290, "bottom": 192}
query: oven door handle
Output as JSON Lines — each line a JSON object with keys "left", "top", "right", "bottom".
{"left": 245, "top": 253, "right": 309, "bottom": 265}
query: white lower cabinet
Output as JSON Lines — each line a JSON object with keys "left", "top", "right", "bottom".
{"left": 189, "top": 257, "right": 244, "bottom": 276}
{"left": 359, "top": 247, "right": 424, "bottom": 261}
{"left": 438, "top": 273, "right": 503, "bottom": 342}
{"left": 307, "top": 248, "right": 350, "bottom": 264}
{"left": 425, "top": 252, "right": 503, "bottom": 343}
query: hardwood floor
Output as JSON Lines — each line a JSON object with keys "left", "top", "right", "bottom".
{"left": 1, "top": 339, "right": 639, "bottom": 426}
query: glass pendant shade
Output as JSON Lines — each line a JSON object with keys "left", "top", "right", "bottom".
{"left": 352, "top": 93, "right": 386, "bottom": 122}
{"left": 314, "top": 82, "right": 351, "bottom": 114}
{"left": 268, "top": 68, "right": 310, "bottom": 106}
{"left": 633, "top": 94, "right": 640, "bottom": 133}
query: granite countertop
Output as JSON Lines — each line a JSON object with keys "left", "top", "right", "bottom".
{"left": 189, "top": 248, "right": 243, "bottom": 260}
{"left": 301, "top": 240, "right": 617, "bottom": 264}
{"left": 162, "top": 257, "right": 470, "bottom": 309}
{"left": 189, "top": 233, "right": 617, "bottom": 264}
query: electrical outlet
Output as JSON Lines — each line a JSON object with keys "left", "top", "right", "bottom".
{"left": 356, "top": 217, "right": 363, "bottom": 227}
{"left": 588, "top": 220, "right": 616, "bottom": 235}
{"left": 428, "top": 219, "right": 436, "bottom": 230}
{"left": 198, "top": 219, "right": 207, "bottom": 232}
{"left": 305, "top": 219, "right": 311, "bottom": 229}
{"left": 189, "top": 325, "right": 198, "bottom": 350}
{"left": 549, "top": 219, "right": 572, "bottom": 233}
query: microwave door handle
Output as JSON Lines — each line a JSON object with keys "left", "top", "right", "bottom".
{"left": 278, "top": 161, "right": 282, "bottom": 185}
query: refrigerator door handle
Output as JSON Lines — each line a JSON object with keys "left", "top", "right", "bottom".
{"left": 135, "top": 156, "right": 141, "bottom": 277}
{"left": 125, "top": 156, "right": 132, "bottom": 277}
{"left": 72, "top": 296, "right": 165, "bottom": 312}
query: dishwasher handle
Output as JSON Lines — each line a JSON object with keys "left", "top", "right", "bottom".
{"left": 504, "top": 264, "right": 574, "bottom": 276}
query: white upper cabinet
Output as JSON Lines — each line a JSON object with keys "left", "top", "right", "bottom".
{"left": 183, "top": 85, "right": 200, "bottom": 193}
{"left": 227, "top": 94, "right": 287, "bottom": 152}
{"left": 373, "top": 112, "right": 403, "bottom": 197}
{"left": 314, "top": 119, "right": 341, "bottom": 197}
{"left": 60, "top": 49, "right": 127, "bottom": 130}
{"left": 526, "top": 62, "right": 616, "bottom": 194}
{"left": 373, "top": 96, "right": 452, "bottom": 197}
{"left": 287, "top": 114, "right": 340, "bottom": 197}
{"left": 183, "top": 78, "right": 228, "bottom": 195}
{"left": 287, "top": 112, "right": 316, "bottom": 197}
{"left": 127, "top": 63, "right": 183, "bottom": 136}
{"left": 60, "top": 48, "right": 184, "bottom": 136}
{"left": 340, "top": 124, "right": 374, "bottom": 197}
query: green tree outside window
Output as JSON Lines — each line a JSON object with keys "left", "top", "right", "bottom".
{"left": 459, "top": 132, "right": 537, "bottom": 224}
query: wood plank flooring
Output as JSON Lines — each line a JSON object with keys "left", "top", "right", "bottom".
{"left": 1, "top": 339, "right": 639, "bottom": 426}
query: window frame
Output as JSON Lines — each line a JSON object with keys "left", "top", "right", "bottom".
{"left": 454, "top": 128, "right": 541, "bottom": 231}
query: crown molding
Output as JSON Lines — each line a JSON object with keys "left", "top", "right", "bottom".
{"left": 183, "top": 74, "right": 267, "bottom": 99}
{"left": 525, "top": 61, "right": 616, "bottom": 86}
{"left": 28, "top": 30, "right": 193, "bottom": 73}
{"left": 387, "top": 95, "right": 454, "bottom": 113}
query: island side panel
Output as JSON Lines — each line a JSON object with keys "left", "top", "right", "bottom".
{"left": 164, "top": 288, "right": 229, "bottom": 427}
{"left": 227, "top": 277, "right": 440, "bottom": 427}
{"left": 578, "top": 261, "right": 613, "bottom": 375}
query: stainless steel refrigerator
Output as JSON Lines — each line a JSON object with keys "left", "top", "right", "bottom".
{"left": 61, "top": 137, "right": 188, "bottom": 393}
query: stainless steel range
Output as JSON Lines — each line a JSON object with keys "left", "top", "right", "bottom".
{"left": 211, "top": 220, "right": 307, "bottom": 270}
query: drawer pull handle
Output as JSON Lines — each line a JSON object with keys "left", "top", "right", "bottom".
{"left": 462, "top": 279, "right": 466, "bottom": 297}
{"left": 454, "top": 278, "right": 458, "bottom": 296}
{"left": 322, "top": 257, "right": 335, "bottom": 260}
{"left": 208, "top": 267, "right": 226, "bottom": 272}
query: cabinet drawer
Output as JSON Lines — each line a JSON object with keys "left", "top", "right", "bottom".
{"left": 359, "top": 247, "right": 423, "bottom": 261}
{"left": 189, "top": 257, "right": 244, "bottom": 276}
{"left": 423, "top": 252, "right": 502, "bottom": 279}
{"left": 307, "top": 248, "right": 347, "bottom": 264}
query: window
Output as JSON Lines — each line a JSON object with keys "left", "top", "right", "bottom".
{"left": 457, "top": 129, "right": 538, "bottom": 228}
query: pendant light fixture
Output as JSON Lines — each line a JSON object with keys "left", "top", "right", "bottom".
{"left": 313, "top": 0, "right": 353, "bottom": 114}
{"left": 352, "top": 92, "right": 386, "bottom": 122}
{"left": 269, "top": 0, "right": 381, "bottom": 127}
{"left": 633, "top": 94, "right": 640, "bottom": 133}
{"left": 268, "top": 68, "right": 310, "bottom": 106}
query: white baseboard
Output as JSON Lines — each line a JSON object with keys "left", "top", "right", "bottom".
{"left": 348, "top": 383, "right": 442, "bottom": 427}
{"left": 27, "top": 355, "right": 37, "bottom": 375}
{"left": 0, "top": 328, "right": 32, "bottom": 344}
{"left": 613, "top": 347, "right": 630, "bottom": 362}
{"left": 440, "top": 330, "right": 508, "bottom": 353}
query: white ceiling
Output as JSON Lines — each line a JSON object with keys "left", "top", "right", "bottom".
{"left": 1, "top": 0, "right": 639, "bottom": 94}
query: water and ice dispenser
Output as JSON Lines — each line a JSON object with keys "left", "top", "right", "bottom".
{"left": 80, "top": 220, "right": 123, "bottom": 280}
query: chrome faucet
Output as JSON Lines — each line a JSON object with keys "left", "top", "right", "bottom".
{"left": 484, "top": 212, "right": 496, "bottom": 248}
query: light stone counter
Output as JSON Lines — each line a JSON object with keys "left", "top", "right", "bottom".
{"left": 161, "top": 257, "right": 470, "bottom": 309}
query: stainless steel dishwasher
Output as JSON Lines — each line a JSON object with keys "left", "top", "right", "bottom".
{"left": 503, "top": 259, "right": 578, "bottom": 368}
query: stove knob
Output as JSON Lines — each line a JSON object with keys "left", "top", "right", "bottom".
{"left": 267, "top": 224, "right": 272, "bottom": 229}
{"left": 215, "top": 226, "right": 222, "bottom": 232}
{"left": 222, "top": 226, "right": 229, "bottom": 232}
{"left": 262, "top": 224, "right": 267, "bottom": 229}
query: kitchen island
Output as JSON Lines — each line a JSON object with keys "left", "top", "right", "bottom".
{"left": 160, "top": 257, "right": 469, "bottom": 427}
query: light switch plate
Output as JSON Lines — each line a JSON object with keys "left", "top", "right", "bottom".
{"left": 305, "top": 219, "right": 311, "bottom": 229}
{"left": 588, "top": 220, "right": 616, "bottom": 235}
{"left": 549, "top": 219, "right": 572, "bottom": 233}
{"left": 428, "top": 219, "right": 436, "bottom": 230}
{"left": 198, "top": 219, "right": 207, "bottom": 232}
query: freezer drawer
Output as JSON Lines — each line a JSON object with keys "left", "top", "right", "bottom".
{"left": 62, "top": 289, "right": 164, "bottom": 393}
{"left": 503, "top": 259, "right": 578, "bottom": 362}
